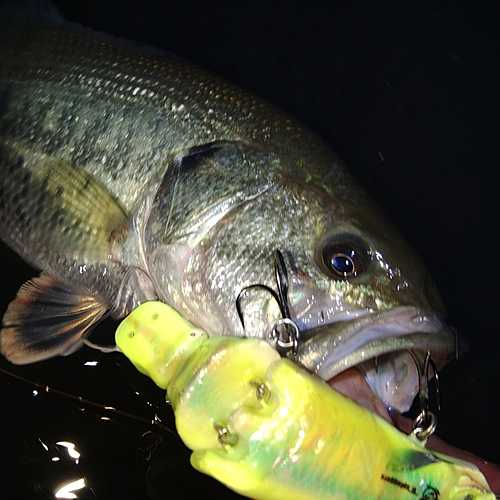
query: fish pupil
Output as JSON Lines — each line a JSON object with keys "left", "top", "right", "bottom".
{"left": 319, "top": 239, "right": 366, "bottom": 278}
{"left": 331, "top": 253, "right": 354, "bottom": 276}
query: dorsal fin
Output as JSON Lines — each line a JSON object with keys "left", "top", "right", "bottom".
{"left": 0, "top": 0, "right": 64, "bottom": 28}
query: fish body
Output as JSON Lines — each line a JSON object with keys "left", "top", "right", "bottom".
{"left": 115, "top": 302, "right": 495, "bottom": 500}
{"left": 0, "top": 17, "right": 457, "bottom": 415}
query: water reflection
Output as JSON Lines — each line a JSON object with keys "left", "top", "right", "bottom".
{"left": 55, "top": 478, "right": 85, "bottom": 499}
{"left": 56, "top": 442, "right": 81, "bottom": 465}
{"left": 0, "top": 299, "right": 243, "bottom": 499}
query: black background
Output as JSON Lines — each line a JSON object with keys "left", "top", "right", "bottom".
{"left": 1, "top": 1, "right": 499, "bottom": 498}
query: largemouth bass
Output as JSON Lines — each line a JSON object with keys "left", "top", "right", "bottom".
{"left": 0, "top": 9, "right": 457, "bottom": 425}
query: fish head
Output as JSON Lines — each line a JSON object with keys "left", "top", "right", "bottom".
{"left": 144, "top": 141, "right": 459, "bottom": 419}
{"left": 277, "top": 168, "right": 457, "bottom": 416}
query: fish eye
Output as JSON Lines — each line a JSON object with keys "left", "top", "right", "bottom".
{"left": 318, "top": 238, "right": 367, "bottom": 278}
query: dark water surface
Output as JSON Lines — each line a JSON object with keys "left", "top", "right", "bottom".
{"left": 1, "top": 1, "right": 499, "bottom": 498}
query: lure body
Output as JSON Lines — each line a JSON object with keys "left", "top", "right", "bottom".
{"left": 115, "top": 302, "right": 494, "bottom": 500}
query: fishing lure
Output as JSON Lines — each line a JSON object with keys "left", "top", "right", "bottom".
{"left": 115, "top": 301, "right": 495, "bottom": 500}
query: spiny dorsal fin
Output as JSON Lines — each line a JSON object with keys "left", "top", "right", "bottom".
{"left": 0, "top": 273, "right": 107, "bottom": 364}
{"left": 0, "top": 0, "right": 64, "bottom": 28}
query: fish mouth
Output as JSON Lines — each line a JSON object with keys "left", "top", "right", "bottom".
{"left": 292, "top": 307, "right": 462, "bottom": 425}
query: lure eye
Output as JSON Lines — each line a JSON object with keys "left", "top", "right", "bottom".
{"left": 321, "top": 243, "right": 365, "bottom": 278}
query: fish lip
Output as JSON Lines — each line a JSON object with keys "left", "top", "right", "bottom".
{"left": 292, "top": 307, "right": 463, "bottom": 381}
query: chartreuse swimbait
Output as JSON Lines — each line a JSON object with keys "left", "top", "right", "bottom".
{"left": 115, "top": 302, "right": 494, "bottom": 500}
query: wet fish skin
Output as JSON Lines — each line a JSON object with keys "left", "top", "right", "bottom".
{"left": 0, "top": 20, "right": 454, "bottom": 413}
{"left": 0, "top": 22, "right": 302, "bottom": 304}
{"left": 0, "top": 22, "right": 322, "bottom": 210}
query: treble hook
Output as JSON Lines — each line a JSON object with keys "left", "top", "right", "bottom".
{"left": 274, "top": 250, "right": 291, "bottom": 319}
{"left": 235, "top": 250, "right": 300, "bottom": 356}
{"left": 408, "top": 350, "right": 440, "bottom": 442}
{"left": 235, "top": 283, "right": 280, "bottom": 330}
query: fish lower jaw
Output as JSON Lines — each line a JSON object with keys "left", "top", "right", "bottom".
{"left": 296, "top": 308, "right": 456, "bottom": 373}
{"left": 293, "top": 307, "right": 461, "bottom": 429}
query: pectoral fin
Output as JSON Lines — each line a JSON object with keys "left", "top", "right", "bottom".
{"left": 0, "top": 273, "right": 107, "bottom": 364}
{"left": 0, "top": 146, "right": 129, "bottom": 266}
